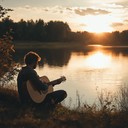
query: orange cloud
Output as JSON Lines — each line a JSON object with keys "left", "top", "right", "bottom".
{"left": 74, "top": 8, "right": 110, "bottom": 16}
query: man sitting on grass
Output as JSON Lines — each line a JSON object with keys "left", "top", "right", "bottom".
{"left": 17, "top": 51, "right": 67, "bottom": 110}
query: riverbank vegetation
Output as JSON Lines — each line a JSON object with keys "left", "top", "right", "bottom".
{"left": 0, "top": 4, "right": 18, "bottom": 86}
{"left": 0, "top": 86, "right": 128, "bottom": 128}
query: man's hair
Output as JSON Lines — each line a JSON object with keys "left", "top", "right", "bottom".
{"left": 24, "top": 51, "right": 41, "bottom": 65}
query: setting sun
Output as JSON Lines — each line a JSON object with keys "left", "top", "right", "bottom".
{"left": 84, "top": 15, "right": 113, "bottom": 33}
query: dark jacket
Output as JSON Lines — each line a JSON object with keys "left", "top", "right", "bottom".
{"left": 17, "top": 66, "right": 48, "bottom": 105}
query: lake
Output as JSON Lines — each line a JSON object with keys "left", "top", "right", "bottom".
{"left": 14, "top": 44, "right": 128, "bottom": 108}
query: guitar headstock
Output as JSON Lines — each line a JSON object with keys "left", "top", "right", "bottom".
{"left": 60, "top": 76, "right": 66, "bottom": 82}
{"left": 55, "top": 76, "right": 66, "bottom": 85}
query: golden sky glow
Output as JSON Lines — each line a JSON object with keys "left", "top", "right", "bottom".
{"left": 1, "top": 0, "right": 128, "bottom": 32}
{"left": 83, "top": 15, "right": 114, "bottom": 33}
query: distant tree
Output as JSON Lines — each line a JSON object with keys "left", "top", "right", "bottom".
{"left": 120, "top": 30, "right": 128, "bottom": 45}
{"left": 13, "top": 19, "right": 46, "bottom": 41}
{"left": 68, "top": 31, "right": 90, "bottom": 43}
{"left": 110, "top": 31, "right": 121, "bottom": 45}
{"left": 0, "top": 17, "right": 14, "bottom": 37}
{"left": 34, "top": 19, "right": 46, "bottom": 41}
{"left": 45, "top": 21, "right": 71, "bottom": 42}
{"left": 0, "top": 5, "right": 12, "bottom": 37}
{"left": 13, "top": 19, "right": 27, "bottom": 40}
{"left": 25, "top": 19, "right": 35, "bottom": 40}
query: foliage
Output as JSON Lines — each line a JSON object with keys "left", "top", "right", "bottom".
{"left": 0, "top": 4, "right": 17, "bottom": 86}
{"left": 0, "top": 18, "right": 91, "bottom": 43}
{"left": 0, "top": 33, "right": 18, "bottom": 86}
{"left": 0, "top": 18, "right": 72, "bottom": 42}
{"left": 45, "top": 21, "right": 71, "bottom": 41}
{"left": 0, "top": 5, "right": 12, "bottom": 18}
{"left": 0, "top": 87, "right": 128, "bottom": 128}
{"left": 1, "top": 17, "right": 128, "bottom": 45}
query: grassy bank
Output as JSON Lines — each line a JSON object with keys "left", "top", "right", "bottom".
{"left": 0, "top": 87, "right": 128, "bottom": 128}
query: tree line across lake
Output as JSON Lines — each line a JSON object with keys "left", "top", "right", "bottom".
{"left": 0, "top": 17, "right": 128, "bottom": 45}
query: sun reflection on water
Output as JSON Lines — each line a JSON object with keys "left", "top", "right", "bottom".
{"left": 68, "top": 50, "right": 112, "bottom": 70}
{"left": 85, "top": 51, "right": 112, "bottom": 69}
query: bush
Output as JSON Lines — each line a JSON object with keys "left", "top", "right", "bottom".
{"left": 0, "top": 32, "right": 18, "bottom": 86}
{"left": 0, "top": 4, "right": 17, "bottom": 86}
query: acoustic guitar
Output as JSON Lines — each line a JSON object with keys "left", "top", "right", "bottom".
{"left": 27, "top": 76, "right": 66, "bottom": 103}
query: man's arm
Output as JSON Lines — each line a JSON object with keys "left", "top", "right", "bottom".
{"left": 28, "top": 69, "right": 48, "bottom": 91}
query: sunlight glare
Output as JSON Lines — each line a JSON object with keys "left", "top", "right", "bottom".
{"left": 85, "top": 51, "right": 112, "bottom": 69}
{"left": 84, "top": 15, "right": 113, "bottom": 33}
{"left": 67, "top": 51, "right": 112, "bottom": 70}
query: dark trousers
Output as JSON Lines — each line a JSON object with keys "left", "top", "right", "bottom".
{"left": 20, "top": 90, "right": 67, "bottom": 113}
{"left": 42, "top": 90, "right": 67, "bottom": 106}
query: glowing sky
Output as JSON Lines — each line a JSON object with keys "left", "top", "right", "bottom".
{"left": 1, "top": 0, "right": 128, "bottom": 32}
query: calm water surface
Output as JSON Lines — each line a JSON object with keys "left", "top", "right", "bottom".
{"left": 14, "top": 45, "right": 128, "bottom": 108}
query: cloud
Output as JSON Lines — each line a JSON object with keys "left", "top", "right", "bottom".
{"left": 74, "top": 8, "right": 110, "bottom": 16}
{"left": 124, "top": 19, "right": 128, "bottom": 23}
{"left": 9, "top": 5, "right": 72, "bottom": 23}
{"left": 25, "top": 5, "right": 31, "bottom": 9}
{"left": 115, "top": 1, "right": 128, "bottom": 7}
{"left": 103, "top": 3, "right": 123, "bottom": 8}
{"left": 111, "top": 22, "right": 124, "bottom": 27}
{"left": 79, "top": 23, "right": 87, "bottom": 27}
{"left": 66, "top": 7, "right": 72, "bottom": 11}
{"left": 44, "top": 9, "right": 49, "bottom": 12}
{"left": 12, "top": 5, "right": 64, "bottom": 14}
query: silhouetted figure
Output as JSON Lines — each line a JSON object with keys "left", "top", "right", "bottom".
{"left": 17, "top": 51, "right": 67, "bottom": 111}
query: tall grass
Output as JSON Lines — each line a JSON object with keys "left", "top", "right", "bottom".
{"left": 118, "top": 84, "right": 128, "bottom": 111}
{"left": 0, "top": 85, "right": 128, "bottom": 128}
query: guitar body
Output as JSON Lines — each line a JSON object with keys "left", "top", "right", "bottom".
{"left": 27, "top": 76, "right": 53, "bottom": 103}
{"left": 27, "top": 76, "right": 66, "bottom": 104}
{"left": 40, "top": 76, "right": 53, "bottom": 94}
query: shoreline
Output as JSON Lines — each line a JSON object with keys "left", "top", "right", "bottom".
{"left": 13, "top": 41, "right": 128, "bottom": 49}
{"left": 13, "top": 41, "right": 85, "bottom": 49}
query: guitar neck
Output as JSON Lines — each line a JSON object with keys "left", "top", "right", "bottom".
{"left": 47, "top": 78, "right": 61, "bottom": 86}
